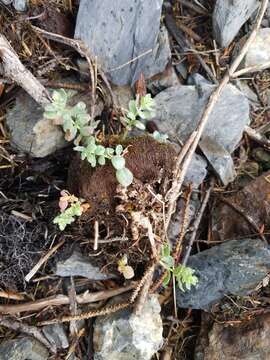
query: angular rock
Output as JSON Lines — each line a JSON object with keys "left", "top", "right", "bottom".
{"left": 147, "top": 65, "right": 180, "bottom": 95}
{"left": 42, "top": 324, "right": 69, "bottom": 350}
{"left": 75, "top": 1, "right": 170, "bottom": 85}
{"left": 234, "top": 79, "right": 259, "bottom": 107}
{"left": 55, "top": 250, "right": 113, "bottom": 280}
{"left": 0, "top": 337, "right": 49, "bottom": 360}
{"left": 184, "top": 154, "right": 207, "bottom": 188}
{"left": 213, "top": 0, "right": 259, "bottom": 48}
{"left": 177, "top": 238, "right": 270, "bottom": 310}
{"left": 6, "top": 90, "right": 103, "bottom": 158}
{"left": 195, "top": 312, "right": 270, "bottom": 360}
{"left": 242, "top": 28, "right": 270, "bottom": 69}
{"left": 93, "top": 295, "right": 163, "bottom": 360}
{"left": 13, "top": 0, "right": 28, "bottom": 11}
{"left": 154, "top": 83, "right": 250, "bottom": 183}
{"left": 199, "top": 137, "right": 236, "bottom": 185}
{"left": 212, "top": 171, "right": 270, "bottom": 242}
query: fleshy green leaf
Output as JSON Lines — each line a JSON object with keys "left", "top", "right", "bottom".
{"left": 111, "top": 155, "right": 125, "bottom": 170}
{"left": 163, "top": 271, "right": 171, "bottom": 287}
{"left": 134, "top": 120, "right": 145, "bottom": 130}
{"left": 116, "top": 167, "right": 133, "bottom": 187}
{"left": 98, "top": 155, "right": 106, "bottom": 165}
{"left": 115, "top": 145, "right": 123, "bottom": 156}
{"left": 95, "top": 145, "right": 105, "bottom": 156}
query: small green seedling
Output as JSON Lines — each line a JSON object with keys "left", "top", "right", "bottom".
{"left": 53, "top": 191, "right": 87, "bottom": 231}
{"left": 160, "top": 243, "right": 198, "bottom": 291}
{"left": 117, "top": 255, "right": 135, "bottom": 279}
{"left": 152, "top": 131, "right": 168, "bottom": 143}
{"left": 122, "top": 94, "right": 156, "bottom": 134}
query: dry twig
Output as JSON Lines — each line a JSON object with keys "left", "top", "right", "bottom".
{"left": 0, "top": 284, "right": 136, "bottom": 315}
{"left": 0, "top": 34, "right": 50, "bottom": 106}
{"left": 0, "top": 316, "right": 56, "bottom": 353}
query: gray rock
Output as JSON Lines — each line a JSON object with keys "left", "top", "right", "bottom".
{"left": 234, "top": 79, "right": 259, "bottom": 106}
{"left": 147, "top": 65, "right": 180, "bottom": 95}
{"left": 94, "top": 295, "right": 163, "bottom": 360}
{"left": 242, "top": 28, "right": 270, "bottom": 69}
{"left": 55, "top": 250, "right": 113, "bottom": 280}
{"left": 13, "top": 0, "right": 28, "bottom": 11}
{"left": 0, "top": 337, "right": 49, "bottom": 360}
{"left": 195, "top": 312, "right": 270, "bottom": 360}
{"left": 177, "top": 238, "right": 270, "bottom": 310}
{"left": 0, "top": 0, "right": 13, "bottom": 4}
{"left": 213, "top": 0, "right": 259, "bottom": 47}
{"left": 199, "top": 137, "right": 236, "bottom": 185}
{"left": 184, "top": 154, "right": 208, "bottom": 188}
{"left": 6, "top": 92, "right": 67, "bottom": 158}
{"left": 42, "top": 324, "right": 69, "bottom": 350}
{"left": 154, "top": 83, "right": 250, "bottom": 183}
{"left": 75, "top": 1, "right": 170, "bottom": 85}
{"left": 6, "top": 89, "right": 103, "bottom": 158}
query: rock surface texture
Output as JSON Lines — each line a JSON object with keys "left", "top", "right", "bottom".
{"left": 213, "top": 0, "right": 259, "bottom": 47}
{"left": 55, "top": 250, "right": 113, "bottom": 280}
{"left": 93, "top": 295, "right": 163, "bottom": 360}
{"left": 242, "top": 28, "right": 270, "bottom": 69}
{"left": 177, "top": 238, "right": 270, "bottom": 310}
{"left": 154, "top": 83, "right": 250, "bottom": 184}
{"left": 0, "top": 337, "right": 49, "bottom": 360}
{"left": 75, "top": 0, "right": 170, "bottom": 85}
{"left": 195, "top": 313, "right": 270, "bottom": 360}
{"left": 6, "top": 90, "right": 103, "bottom": 158}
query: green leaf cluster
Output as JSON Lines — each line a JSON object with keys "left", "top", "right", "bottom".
{"left": 44, "top": 89, "right": 97, "bottom": 141}
{"left": 44, "top": 89, "right": 134, "bottom": 187}
{"left": 160, "top": 243, "right": 199, "bottom": 292}
{"left": 124, "top": 94, "right": 156, "bottom": 131}
{"left": 53, "top": 201, "right": 83, "bottom": 231}
{"left": 152, "top": 130, "right": 168, "bottom": 143}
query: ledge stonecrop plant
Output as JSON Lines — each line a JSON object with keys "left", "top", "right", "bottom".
{"left": 160, "top": 243, "right": 198, "bottom": 292}
{"left": 46, "top": 89, "right": 156, "bottom": 230}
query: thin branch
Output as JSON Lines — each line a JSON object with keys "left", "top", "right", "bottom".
{"left": 182, "top": 183, "right": 213, "bottom": 265}
{"left": 25, "top": 239, "right": 65, "bottom": 282}
{"left": 0, "top": 34, "right": 50, "bottom": 106}
{"left": 0, "top": 316, "right": 57, "bottom": 354}
{"left": 0, "top": 284, "right": 136, "bottom": 314}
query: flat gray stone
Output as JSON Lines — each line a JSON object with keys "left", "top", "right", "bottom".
{"left": 42, "top": 324, "right": 69, "bottom": 350}
{"left": 94, "top": 295, "right": 163, "bottom": 360}
{"left": 213, "top": 0, "right": 259, "bottom": 47}
{"left": 199, "top": 137, "right": 236, "bottom": 186}
{"left": 55, "top": 250, "right": 113, "bottom": 280}
{"left": 242, "top": 28, "right": 270, "bottom": 69}
{"left": 6, "top": 89, "right": 103, "bottom": 158}
{"left": 75, "top": 1, "right": 170, "bottom": 85}
{"left": 154, "top": 83, "right": 250, "bottom": 183}
{"left": 184, "top": 154, "right": 207, "bottom": 188}
{"left": 0, "top": 337, "right": 49, "bottom": 360}
{"left": 177, "top": 238, "right": 270, "bottom": 310}
{"left": 6, "top": 92, "right": 67, "bottom": 158}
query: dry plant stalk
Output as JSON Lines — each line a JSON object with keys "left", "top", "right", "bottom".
{"left": 0, "top": 35, "right": 50, "bottom": 106}
{"left": 0, "top": 284, "right": 136, "bottom": 315}
{"left": 39, "top": 263, "right": 155, "bottom": 325}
